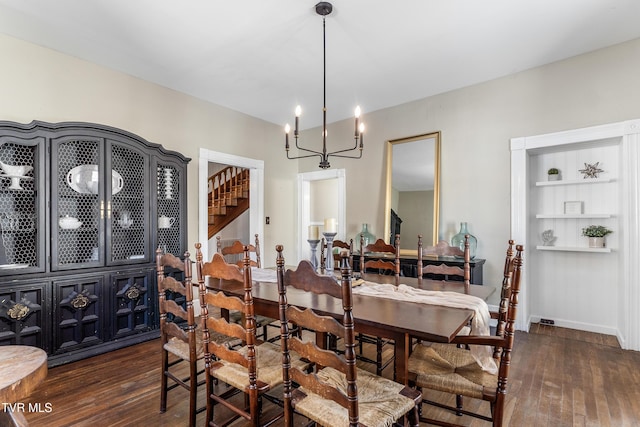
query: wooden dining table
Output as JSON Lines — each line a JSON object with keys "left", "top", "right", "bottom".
{"left": 207, "top": 270, "right": 494, "bottom": 385}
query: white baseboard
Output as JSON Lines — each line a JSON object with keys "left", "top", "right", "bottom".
{"left": 528, "top": 314, "right": 618, "bottom": 337}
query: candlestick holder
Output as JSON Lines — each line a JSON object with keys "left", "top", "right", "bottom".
{"left": 307, "top": 239, "right": 320, "bottom": 271}
{"left": 322, "top": 232, "right": 337, "bottom": 272}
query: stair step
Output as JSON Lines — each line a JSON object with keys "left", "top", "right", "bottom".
{"left": 223, "top": 197, "right": 238, "bottom": 207}
{"left": 210, "top": 205, "right": 226, "bottom": 215}
{"left": 208, "top": 166, "right": 251, "bottom": 238}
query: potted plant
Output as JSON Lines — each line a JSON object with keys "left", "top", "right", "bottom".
{"left": 582, "top": 225, "right": 613, "bottom": 248}
{"left": 547, "top": 168, "right": 560, "bottom": 181}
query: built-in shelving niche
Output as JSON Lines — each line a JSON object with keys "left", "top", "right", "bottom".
{"left": 511, "top": 119, "right": 640, "bottom": 352}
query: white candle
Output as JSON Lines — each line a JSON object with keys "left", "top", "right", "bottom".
{"left": 309, "top": 225, "right": 319, "bottom": 240}
{"left": 324, "top": 218, "right": 337, "bottom": 233}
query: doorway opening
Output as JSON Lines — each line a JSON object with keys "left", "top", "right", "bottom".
{"left": 297, "top": 169, "right": 346, "bottom": 262}
{"left": 198, "top": 148, "right": 264, "bottom": 262}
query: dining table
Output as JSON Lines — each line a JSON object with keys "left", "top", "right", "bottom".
{"left": 206, "top": 268, "right": 494, "bottom": 385}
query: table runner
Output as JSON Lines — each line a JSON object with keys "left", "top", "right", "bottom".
{"left": 250, "top": 267, "right": 497, "bottom": 373}
{"left": 250, "top": 267, "right": 278, "bottom": 282}
{"left": 353, "top": 282, "right": 498, "bottom": 374}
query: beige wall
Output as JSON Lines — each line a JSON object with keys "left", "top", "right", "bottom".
{"left": 2, "top": 32, "right": 640, "bottom": 301}
{"left": 0, "top": 33, "right": 298, "bottom": 266}
{"left": 299, "top": 37, "right": 640, "bottom": 302}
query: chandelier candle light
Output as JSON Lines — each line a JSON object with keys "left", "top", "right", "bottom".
{"left": 284, "top": 1, "right": 365, "bottom": 169}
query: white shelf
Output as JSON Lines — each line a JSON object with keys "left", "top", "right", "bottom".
{"left": 536, "top": 245, "right": 612, "bottom": 253}
{"left": 535, "top": 177, "right": 613, "bottom": 187}
{"left": 536, "top": 213, "right": 613, "bottom": 219}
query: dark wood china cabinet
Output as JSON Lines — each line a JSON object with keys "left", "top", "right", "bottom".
{"left": 0, "top": 121, "right": 189, "bottom": 366}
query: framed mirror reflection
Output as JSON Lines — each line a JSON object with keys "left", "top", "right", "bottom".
{"left": 384, "top": 132, "right": 441, "bottom": 249}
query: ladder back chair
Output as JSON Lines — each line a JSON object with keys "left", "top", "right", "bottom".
{"left": 359, "top": 235, "right": 400, "bottom": 280}
{"left": 319, "top": 238, "right": 353, "bottom": 274}
{"left": 482, "top": 240, "right": 516, "bottom": 359}
{"left": 407, "top": 242, "right": 524, "bottom": 427}
{"left": 331, "top": 238, "right": 353, "bottom": 270}
{"left": 216, "top": 234, "right": 274, "bottom": 341}
{"left": 430, "top": 238, "right": 514, "bottom": 412}
{"left": 275, "top": 247, "right": 421, "bottom": 427}
{"left": 418, "top": 234, "right": 471, "bottom": 293}
{"left": 356, "top": 234, "right": 400, "bottom": 376}
{"left": 156, "top": 249, "right": 202, "bottom": 427}
{"left": 217, "top": 234, "right": 262, "bottom": 268}
{"left": 417, "top": 235, "right": 473, "bottom": 343}
{"left": 196, "top": 244, "right": 308, "bottom": 427}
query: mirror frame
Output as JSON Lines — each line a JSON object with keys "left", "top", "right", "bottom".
{"left": 384, "top": 131, "right": 441, "bottom": 247}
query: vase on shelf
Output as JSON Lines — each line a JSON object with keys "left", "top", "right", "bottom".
{"left": 355, "top": 223, "right": 375, "bottom": 252}
{"left": 588, "top": 237, "right": 605, "bottom": 248}
{"left": 451, "top": 222, "right": 477, "bottom": 259}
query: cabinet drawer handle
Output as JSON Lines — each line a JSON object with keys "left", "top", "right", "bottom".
{"left": 70, "top": 293, "right": 90, "bottom": 309}
{"left": 7, "top": 302, "right": 30, "bottom": 321}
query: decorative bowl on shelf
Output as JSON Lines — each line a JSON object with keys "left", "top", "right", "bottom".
{"left": 0, "top": 160, "right": 33, "bottom": 177}
{"left": 0, "top": 161, "right": 34, "bottom": 190}
{"left": 66, "top": 164, "right": 124, "bottom": 195}
{"left": 59, "top": 215, "right": 82, "bottom": 229}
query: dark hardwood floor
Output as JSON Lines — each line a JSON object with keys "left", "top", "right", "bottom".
{"left": 22, "top": 325, "right": 640, "bottom": 426}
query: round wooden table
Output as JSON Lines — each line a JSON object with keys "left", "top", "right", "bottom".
{"left": 0, "top": 345, "right": 47, "bottom": 426}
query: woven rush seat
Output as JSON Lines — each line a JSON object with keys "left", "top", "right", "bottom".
{"left": 408, "top": 343, "right": 496, "bottom": 400}
{"left": 208, "top": 341, "right": 308, "bottom": 391}
{"left": 276, "top": 249, "right": 420, "bottom": 427}
{"left": 294, "top": 366, "right": 418, "bottom": 427}
{"left": 407, "top": 242, "right": 524, "bottom": 427}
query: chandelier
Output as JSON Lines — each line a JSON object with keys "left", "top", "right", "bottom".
{"left": 284, "top": 1, "right": 365, "bottom": 169}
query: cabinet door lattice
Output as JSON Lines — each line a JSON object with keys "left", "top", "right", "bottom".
{"left": 156, "top": 163, "right": 182, "bottom": 256}
{"left": 52, "top": 137, "right": 103, "bottom": 269}
{"left": 109, "top": 142, "right": 149, "bottom": 263}
{"left": 0, "top": 139, "right": 43, "bottom": 271}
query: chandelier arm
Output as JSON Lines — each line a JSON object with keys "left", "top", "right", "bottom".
{"left": 286, "top": 151, "right": 323, "bottom": 161}
{"left": 325, "top": 136, "right": 362, "bottom": 155}
{"left": 294, "top": 139, "right": 324, "bottom": 156}
{"left": 327, "top": 151, "right": 363, "bottom": 160}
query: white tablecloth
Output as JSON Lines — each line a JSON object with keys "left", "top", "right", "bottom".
{"left": 353, "top": 282, "right": 497, "bottom": 374}
{"left": 251, "top": 267, "right": 497, "bottom": 373}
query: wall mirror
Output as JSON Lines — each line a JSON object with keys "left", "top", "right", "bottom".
{"left": 384, "top": 132, "right": 441, "bottom": 250}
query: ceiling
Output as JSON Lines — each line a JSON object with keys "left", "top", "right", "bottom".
{"left": 1, "top": 0, "right": 640, "bottom": 132}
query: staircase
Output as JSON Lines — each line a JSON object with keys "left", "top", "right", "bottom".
{"left": 208, "top": 166, "right": 250, "bottom": 238}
